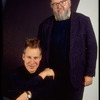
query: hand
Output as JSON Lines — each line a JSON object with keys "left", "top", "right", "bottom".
{"left": 84, "top": 76, "right": 93, "bottom": 86}
{"left": 16, "top": 92, "right": 28, "bottom": 100}
{"left": 16, "top": 91, "right": 32, "bottom": 100}
{"left": 39, "top": 68, "right": 55, "bottom": 79}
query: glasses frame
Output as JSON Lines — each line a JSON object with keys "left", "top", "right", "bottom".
{"left": 51, "top": 0, "right": 67, "bottom": 8}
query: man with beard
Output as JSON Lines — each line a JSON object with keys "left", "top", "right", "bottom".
{"left": 38, "top": 0, "right": 97, "bottom": 100}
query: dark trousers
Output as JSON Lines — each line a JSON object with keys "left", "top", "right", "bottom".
{"left": 53, "top": 75, "right": 84, "bottom": 100}
{"left": 65, "top": 85, "right": 84, "bottom": 100}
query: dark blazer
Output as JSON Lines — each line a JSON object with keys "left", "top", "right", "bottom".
{"left": 38, "top": 12, "right": 97, "bottom": 88}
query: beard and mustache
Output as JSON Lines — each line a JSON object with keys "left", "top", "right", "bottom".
{"left": 53, "top": 8, "right": 70, "bottom": 21}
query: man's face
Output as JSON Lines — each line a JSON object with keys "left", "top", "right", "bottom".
{"left": 51, "top": 0, "right": 71, "bottom": 20}
{"left": 22, "top": 47, "right": 42, "bottom": 74}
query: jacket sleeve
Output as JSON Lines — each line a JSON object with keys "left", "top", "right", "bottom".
{"left": 5, "top": 72, "right": 43, "bottom": 99}
{"left": 6, "top": 72, "right": 55, "bottom": 100}
{"left": 29, "top": 76, "right": 55, "bottom": 100}
{"left": 85, "top": 17, "right": 97, "bottom": 76}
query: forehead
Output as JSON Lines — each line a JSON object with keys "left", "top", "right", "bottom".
{"left": 51, "top": 0, "right": 64, "bottom": 3}
{"left": 25, "top": 47, "right": 41, "bottom": 54}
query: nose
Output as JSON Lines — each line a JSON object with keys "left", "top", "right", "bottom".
{"left": 30, "top": 59, "right": 35, "bottom": 64}
{"left": 57, "top": 3, "right": 63, "bottom": 8}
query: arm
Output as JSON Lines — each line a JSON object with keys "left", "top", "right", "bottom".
{"left": 84, "top": 17, "right": 97, "bottom": 86}
{"left": 85, "top": 17, "right": 97, "bottom": 76}
{"left": 39, "top": 68, "right": 55, "bottom": 79}
{"left": 16, "top": 68, "right": 55, "bottom": 100}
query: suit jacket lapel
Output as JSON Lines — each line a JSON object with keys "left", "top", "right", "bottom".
{"left": 46, "top": 16, "right": 55, "bottom": 64}
{"left": 70, "top": 13, "right": 78, "bottom": 51}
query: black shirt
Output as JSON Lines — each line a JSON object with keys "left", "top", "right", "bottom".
{"left": 5, "top": 66, "right": 55, "bottom": 100}
{"left": 49, "top": 19, "right": 70, "bottom": 77}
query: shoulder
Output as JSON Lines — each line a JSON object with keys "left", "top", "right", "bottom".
{"left": 14, "top": 66, "right": 24, "bottom": 74}
{"left": 71, "top": 12, "right": 91, "bottom": 25}
{"left": 10, "top": 66, "right": 25, "bottom": 79}
{"left": 40, "top": 15, "right": 55, "bottom": 25}
{"left": 71, "top": 12, "right": 90, "bottom": 20}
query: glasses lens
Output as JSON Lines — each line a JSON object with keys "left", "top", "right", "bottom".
{"left": 52, "top": 0, "right": 66, "bottom": 8}
{"left": 53, "top": 3, "right": 57, "bottom": 8}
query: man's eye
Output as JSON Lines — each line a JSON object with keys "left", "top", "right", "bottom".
{"left": 34, "top": 57, "right": 38, "bottom": 60}
{"left": 27, "top": 56, "right": 31, "bottom": 59}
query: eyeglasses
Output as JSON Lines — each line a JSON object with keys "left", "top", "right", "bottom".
{"left": 51, "top": 0, "right": 67, "bottom": 9}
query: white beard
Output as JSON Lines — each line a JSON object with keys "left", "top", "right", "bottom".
{"left": 54, "top": 8, "right": 70, "bottom": 21}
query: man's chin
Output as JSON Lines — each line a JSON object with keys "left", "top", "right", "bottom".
{"left": 29, "top": 70, "right": 36, "bottom": 74}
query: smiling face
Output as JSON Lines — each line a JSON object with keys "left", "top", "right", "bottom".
{"left": 51, "top": 0, "right": 71, "bottom": 20}
{"left": 22, "top": 47, "right": 42, "bottom": 74}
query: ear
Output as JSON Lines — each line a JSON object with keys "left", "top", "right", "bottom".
{"left": 22, "top": 53, "right": 25, "bottom": 61}
{"left": 68, "top": 0, "right": 71, "bottom": 6}
{"left": 40, "top": 55, "right": 42, "bottom": 61}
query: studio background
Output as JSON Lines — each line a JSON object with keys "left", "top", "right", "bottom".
{"left": 76, "top": 0, "right": 99, "bottom": 100}
{"left": 2, "top": 0, "right": 98, "bottom": 100}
